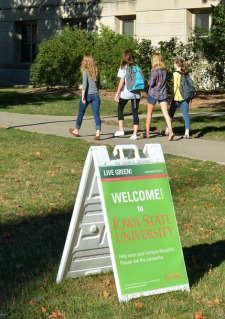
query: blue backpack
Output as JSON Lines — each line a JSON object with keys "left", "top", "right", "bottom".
{"left": 126, "top": 65, "right": 145, "bottom": 94}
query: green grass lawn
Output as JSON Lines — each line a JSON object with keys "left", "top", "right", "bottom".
{"left": 1, "top": 87, "right": 225, "bottom": 141}
{"left": 0, "top": 87, "right": 225, "bottom": 117}
{"left": 0, "top": 128, "right": 225, "bottom": 319}
{"left": 114, "top": 114, "right": 225, "bottom": 141}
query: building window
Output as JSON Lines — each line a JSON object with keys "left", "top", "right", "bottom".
{"left": 195, "top": 13, "right": 210, "bottom": 31}
{"left": 21, "top": 23, "right": 37, "bottom": 63}
{"left": 63, "top": 18, "right": 87, "bottom": 30}
{"left": 115, "top": 16, "right": 136, "bottom": 38}
{"left": 123, "top": 19, "right": 134, "bottom": 38}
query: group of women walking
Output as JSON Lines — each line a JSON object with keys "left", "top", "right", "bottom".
{"left": 69, "top": 51, "right": 191, "bottom": 141}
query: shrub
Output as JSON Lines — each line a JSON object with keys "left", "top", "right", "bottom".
{"left": 189, "top": 3, "right": 225, "bottom": 90}
{"left": 92, "top": 25, "right": 139, "bottom": 88}
{"left": 30, "top": 27, "right": 94, "bottom": 86}
{"left": 30, "top": 4, "right": 225, "bottom": 92}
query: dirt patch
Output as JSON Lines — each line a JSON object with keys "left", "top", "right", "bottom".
{"left": 21, "top": 87, "right": 225, "bottom": 110}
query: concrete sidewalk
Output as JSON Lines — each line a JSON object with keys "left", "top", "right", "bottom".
{"left": 1, "top": 112, "right": 225, "bottom": 165}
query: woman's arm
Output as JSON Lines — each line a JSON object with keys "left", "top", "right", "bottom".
{"left": 149, "top": 69, "right": 157, "bottom": 88}
{"left": 173, "top": 72, "right": 179, "bottom": 94}
{"left": 82, "top": 70, "right": 88, "bottom": 103}
{"left": 115, "top": 78, "right": 125, "bottom": 101}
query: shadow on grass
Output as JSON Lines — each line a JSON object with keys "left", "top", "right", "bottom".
{"left": 160, "top": 115, "right": 225, "bottom": 138}
{"left": 183, "top": 241, "right": 225, "bottom": 286}
{"left": 1, "top": 207, "right": 225, "bottom": 307}
{"left": 0, "top": 209, "right": 72, "bottom": 303}
{"left": 0, "top": 90, "right": 77, "bottom": 110}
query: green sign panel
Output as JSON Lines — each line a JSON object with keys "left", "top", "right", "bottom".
{"left": 99, "top": 163, "right": 189, "bottom": 299}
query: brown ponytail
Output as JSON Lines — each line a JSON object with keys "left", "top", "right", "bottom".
{"left": 174, "top": 57, "right": 187, "bottom": 74}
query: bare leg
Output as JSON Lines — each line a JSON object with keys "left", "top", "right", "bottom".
{"left": 96, "top": 129, "right": 100, "bottom": 137}
{"left": 146, "top": 103, "right": 155, "bottom": 134}
{"left": 141, "top": 103, "right": 154, "bottom": 138}
{"left": 160, "top": 102, "right": 174, "bottom": 141}
{"left": 118, "top": 120, "right": 124, "bottom": 132}
{"left": 160, "top": 102, "right": 173, "bottom": 132}
{"left": 133, "top": 124, "right": 138, "bottom": 136}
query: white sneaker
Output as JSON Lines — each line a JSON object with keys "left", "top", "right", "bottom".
{"left": 113, "top": 130, "right": 125, "bottom": 137}
{"left": 130, "top": 135, "right": 137, "bottom": 140}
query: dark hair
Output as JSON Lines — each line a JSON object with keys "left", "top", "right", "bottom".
{"left": 120, "top": 51, "right": 135, "bottom": 68}
{"left": 174, "top": 57, "right": 187, "bottom": 74}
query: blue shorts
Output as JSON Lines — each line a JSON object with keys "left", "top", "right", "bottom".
{"left": 148, "top": 95, "right": 168, "bottom": 105}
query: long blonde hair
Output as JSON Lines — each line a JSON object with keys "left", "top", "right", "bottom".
{"left": 81, "top": 54, "right": 98, "bottom": 81}
{"left": 174, "top": 57, "right": 187, "bottom": 74}
{"left": 151, "top": 53, "right": 167, "bottom": 70}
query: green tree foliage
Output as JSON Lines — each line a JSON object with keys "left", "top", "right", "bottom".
{"left": 92, "top": 25, "right": 139, "bottom": 88}
{"left": 30, "top": 27, "right": 94, "bottom": 86}
{"left": 30, "top": 4, "right": 225, "bottom": 91}
{"left": 189, "top": 3, "right": 225, "bottom": 90}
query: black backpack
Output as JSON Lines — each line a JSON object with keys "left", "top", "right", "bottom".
{"left": 176, "top": 71, "right": 196, "bottom": 100}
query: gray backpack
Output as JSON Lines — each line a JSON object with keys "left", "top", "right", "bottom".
{"left": 176, "top": 71, "right": 196, "bottom": 100}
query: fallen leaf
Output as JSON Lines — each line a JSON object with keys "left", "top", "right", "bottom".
{"left": 104, "top": 278, "right": 111, "bottom": 286}
{"left": 41, "top": 307, "right": 46, "bottom": 313}
{"left": 196, "top": 300, "right": 201, "bottom": 305}
{"left": 102, "top": 290, "right": 109, "bottom": 298}
{"left": 135, "top": 302, "right": 143, "bottom": 308}
{"left": 44, "top": 277, "right": 49, "bottom": 283}
{"left": 15, "top": 179, "right": 20, "bottom": 182}
{"left": 177, "top": 189, "right": 182, "bottom": 192}
{"left": 49, "top": 312, "right": 57, "bottom": 318}
{"left": 206, "top": 203, "right": 211, "bottom": 208}
{"left": 0, "top": 195, "right": 3, "bottom": 199}
{"left": 200, "top": 228, "right": 204, "bottom": 231}
{"left": 30, "top": 300, "right": 36, "bottom": 306}
{"left": 207, "top": 301, "right": 214, "bottom": 308}
{"left": 56, "top": 310, "right": 62, "bottom": 317}
{"left": 184, "top": 223, "right": 193, "bottom": 227}
{"left": 214, "top": 298, "right": 223, "bottom": 304}
{"left": 195, "top": 311, "right": 206, "bottom": 319}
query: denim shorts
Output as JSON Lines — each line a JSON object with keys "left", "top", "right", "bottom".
{"left": 148, "top": 95, "right": 168, "bottom": 105}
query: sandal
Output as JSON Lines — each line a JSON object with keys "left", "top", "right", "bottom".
{"left": 182, "top": 134, "right": 189, "bottom": 139}
{"left": 69, "top": 128, "right": 79, "bottom": 137}
{"left": 168, "top": 131, "right": 174, "bottom": 141}
{"left": 94, "top": 135, "right": 100, "bottom": 140}
{"left": 140, "top": 132, "right": 150, "bottom": 138}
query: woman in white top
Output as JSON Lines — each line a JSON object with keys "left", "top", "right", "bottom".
{"left": 114, "top": 51, "right": 141, "bottom": 140}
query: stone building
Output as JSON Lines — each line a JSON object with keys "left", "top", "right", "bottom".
{"left": 0, "top": 0, "right": 222, "bottom": 85}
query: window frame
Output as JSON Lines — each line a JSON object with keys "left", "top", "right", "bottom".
{"left": 62, "top": 18, "right": 88, "bottom": 30}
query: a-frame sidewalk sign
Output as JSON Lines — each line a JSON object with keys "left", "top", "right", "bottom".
{"left": 57, "top": 144, "right": 189, "bottom": 302}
